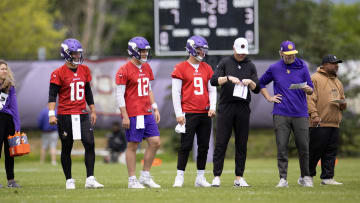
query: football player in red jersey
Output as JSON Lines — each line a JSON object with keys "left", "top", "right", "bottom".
{"left": 171, "top": 36, "right": 217, "bottom": 187}
{"left": 48, "top": 38, "right": 103, "bottom": 189}
{"left": 115, "top": 37, "right": 161, "bottom": 189}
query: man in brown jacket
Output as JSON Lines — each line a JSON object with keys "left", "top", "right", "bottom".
{"left": 307, "top": 55, "right": 346, "bottom": 185}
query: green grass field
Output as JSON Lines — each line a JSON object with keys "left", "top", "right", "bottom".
{"left": 1, "top": 158, "right": 359, "bottom": 203}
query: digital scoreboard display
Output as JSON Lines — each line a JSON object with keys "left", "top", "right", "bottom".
{"left": 154, "top": 0, "right": 259, "bottom": 56}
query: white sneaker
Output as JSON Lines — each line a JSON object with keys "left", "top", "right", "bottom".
{"left": 297, "top": 177, "right": 305, "bottom": 186}
{"left": 211, "top": 177, "right": 220, "bottom": 187}
{"left": 233, "top": 177, "right": 250, "bottom": 187}
{"left": 85, "top": 176, "right": 104, "bottom": 189}
{"left": 139, "top": 175, "right": 161, "bottom": 188}
{"left": 276, "top": 178, "right": 288, "bottom": 188}
{"left": 321, "top": 179, "right": 343, "bottom": 185}
{"left": 173, "top": 175, "right": 184, "bottom": 187}
{"left": 128, "top": 178, "right": 145, "bottom": 189}
{"left": 303, "top": 176, "right": 314, "bottom": 187}
{"left": 66, "top": 179, "right": 75, "bottom": 190}
{"left": 195, "top": 176, "right": 211, "bottom": 187}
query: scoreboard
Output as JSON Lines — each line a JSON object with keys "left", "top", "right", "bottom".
{"left": 154, "top": 0, "right": 259, "bottom": 56}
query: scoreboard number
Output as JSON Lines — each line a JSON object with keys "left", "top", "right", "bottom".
{"left": 154, "top": 0, "right": 259, "bottom": 56}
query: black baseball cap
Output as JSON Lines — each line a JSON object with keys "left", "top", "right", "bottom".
{"left": 322, "top": 55, "right": 343, "bottom": 65}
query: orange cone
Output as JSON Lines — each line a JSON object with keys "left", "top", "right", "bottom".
{"left": 317, "top": 158, "right": 338, "bottom": 166}
{"left": 141, "top": 158, "right": 162, "bottom": 166}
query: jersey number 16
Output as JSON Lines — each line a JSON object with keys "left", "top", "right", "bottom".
{"left": 70, "top": 81, "right": 85, "bottom": 101}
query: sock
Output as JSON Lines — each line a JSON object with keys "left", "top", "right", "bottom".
{"left": 197, "top": 170, "right": 205, "bottom": 177}
{"left": 177, "top": 170, "right": 184, "bottom": 176}
{"left": 129, "top": 176, "right": 137, "bottom": 181}
{"left": 141, "top": 170, "right": 150, "bottom": 177}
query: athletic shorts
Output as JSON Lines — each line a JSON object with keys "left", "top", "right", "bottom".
{"left": 41, "top": 131, "right": 58, "bottom": 149}
{"left": 125, "top": 114, "right": 160, "bottom": 143}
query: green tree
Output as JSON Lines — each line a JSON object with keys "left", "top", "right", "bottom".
{"left": 0, "top": 0, "right": 65, "bottom": 60}
{"left": 108, "top": 0, "right": 153, "bottom": 57}
{"left": 256, "top": 0, "right": 316, "bottom": 59}
{"left": 52, "top": 0, "right": 153, "bottom": 58}
{"left": 292, "top": 0, "right": 336, "bottom": 70}
{"left": 331, "top": 2, "right": 360, "bottom": 60}
{"left": 292, "top": 0, "right": 360, "bottom": 68}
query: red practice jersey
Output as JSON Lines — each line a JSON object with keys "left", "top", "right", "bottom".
{"left": 171, "top": 61, "right": 213, "bottom": 113}
{"left": 115, "top": 61, "right": 154, "bottom": 117}
{"left": 50, "top": 64, "right": 92, "bottom": 115}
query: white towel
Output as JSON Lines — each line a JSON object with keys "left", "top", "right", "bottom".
{"left": 136, "top": 115, "right": 145, "bottom": 129}
{"left": 71, "top": 115, "right": 81, "bottom": 140}
{"left": 175, "top": 124, "right": 186, "bottom": 133}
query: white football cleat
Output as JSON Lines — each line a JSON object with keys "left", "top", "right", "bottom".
{"left": 233, "top": 177, "right": 250, "bottom": 187}
{"left": 66, "top": 178, "right": 76, "bottom": 190}
{"left": 276, "top": 178, "right": 289, "bottom": 188}
{"left": 195, "top": 176, "right": 211, "bottom": 187}
{"left": 128, "top": 178, "right": 145, "bottom": 189}
{"left": 139, "top": 175, "right": 161, "bottom": 188}
{"left": 85, "top": 176, "right": 104, "bottom": 189}
{"left": 321, "top": 179, "right": 343, "bottom": 185}
{"left": 211, "top": 177, "right": 220, "bottom": 187}
{"left": 173, "top": 175, "right": 184, "bottom": 187}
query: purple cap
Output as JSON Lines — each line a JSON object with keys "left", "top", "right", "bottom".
{"left": 280, "top": 41, "right": 298, "bottom": 55}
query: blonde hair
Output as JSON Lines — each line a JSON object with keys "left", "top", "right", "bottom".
{"left": 0, "top": 59, "right": 15, "bottom": 93}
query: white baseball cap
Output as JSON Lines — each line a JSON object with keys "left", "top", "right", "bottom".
{"left": 233, "top": 38, "right": 249, "bottom": 54}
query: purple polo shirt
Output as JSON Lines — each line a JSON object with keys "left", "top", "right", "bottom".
{"left": 259, "top": 58, "right": 313, "bottom": 117}
{"left": 0, "top": 86, "right": 21, "bottom": 131}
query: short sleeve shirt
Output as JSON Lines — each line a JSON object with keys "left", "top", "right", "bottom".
{"left": 50, "top": 64, "right": 92, "bottom": 115}
{"left": 115, "top": 61, "right": 154, "bottom": 117}
{"left": 171, "top": 61, "right": 213, "bottom": 113}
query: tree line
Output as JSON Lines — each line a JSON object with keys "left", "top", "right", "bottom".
{"left": 1, "top": 0, "right": 359, "bottom": 64}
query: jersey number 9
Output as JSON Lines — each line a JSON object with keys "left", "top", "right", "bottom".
{"left": 194, "top": 77, "right": 204, "bottom": 95}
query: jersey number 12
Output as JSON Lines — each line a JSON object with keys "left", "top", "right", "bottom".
{"left": 138, "top": 78, "right": 149, "bottom": 96}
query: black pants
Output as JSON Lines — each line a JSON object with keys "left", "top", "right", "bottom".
{"left": 0, "top": 112, "right": 15, "bottom": 180}
{"left": 213, "top": 102, "right": 250, "bottom": 177}
{"left": 309, "top": 127, "right": 339, "bottom": 179}
{"left": 177, "top": 113, "right": 211, "bottom": 171}
{"left": 57, "top": 114, "right": 95, "bottom": 180}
